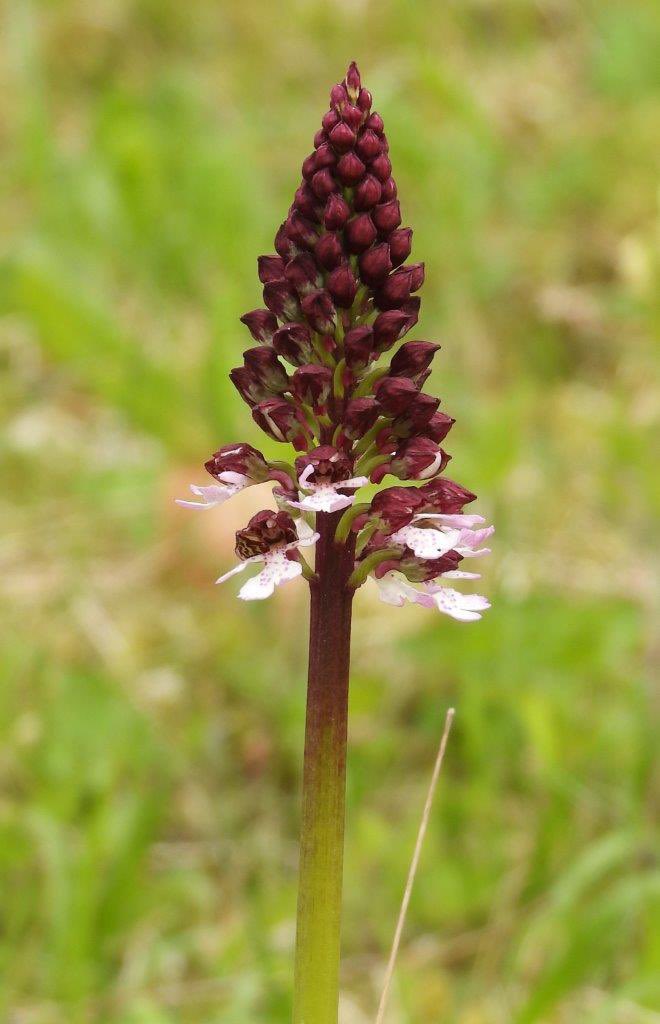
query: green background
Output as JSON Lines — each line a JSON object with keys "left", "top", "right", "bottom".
{"left": 2, "top": 1, "right": 659, "bottom": 1021}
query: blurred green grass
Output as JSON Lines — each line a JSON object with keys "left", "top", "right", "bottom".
{"left": 1, "top": 1, "right": 659, "bottom": 1021}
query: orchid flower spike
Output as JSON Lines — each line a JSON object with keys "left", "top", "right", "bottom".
{"left": 177, "top": 62, "right": 493, "bottom": 618}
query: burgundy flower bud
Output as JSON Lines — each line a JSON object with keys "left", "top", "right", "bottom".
{"left": 243, "top": 347, "right": 289, "bottom": 394}
{"left": 291, "top": 365, "right": 333, "bottom": 410}
{"left": 376, "top": 267, "right": 414, "bottom": 310}
{"left": 356, "top": 129, "right": 382, "bottom": 162}
{"left": 263, "top": 279, "right": 300, "bottom": 321}
{"left": 408, "top": 262, "right": 425, "bottom": 291}
{"left": 296, "top": 444, "right": 353, "bottom": 483}
{"left": 426, "top": 410, "right": 455, "bottom": 443}
{"left": 240, "top": 308, "right": 278, "bottom": 345}
{"left": 390, "top": 437, "right": 450, "bottom": 481}
{"left": 390, "top": 341, "right": 440, "bottom": 384}
{"left": 257, "top": 254, "right": 286, "bottom": 284}
{"left": 341, "top": 397, "right": 379, "bottom": 440}
{"left": 345, "top": 214, "right": 377, "bottom": 253}
{"left": 375, "top": 376, "right": 420, "bottom": 416}
{"left": 399, "top": 549, "right": 463, "bottom": 583}
{"left": 285, "top": 253, "right": 322, "bottom": 295}
{"left": 301, "top": 153, "right": 317, "bottom": 181}
{"left": 336, "top": 152, "right": 366, "bottom": 185}
{"left": 314, "top": 143, "right": 337, "bottom": 169}
{"left": 313, "top": 128, "right": 327, "bottom": 149}
{"left": 359, "top": 242, "right": 392, "bottom": 285}
{"left": 300, "top": 289, "right": 336, "bottom": 333}
{"left": 417, "top": 477, "right": 477, "bottom": 514}
{"left": 345, "top": 62, "right": 361, "bottom": 102}
{"left": 235, "top": 510, "right": 297, "bottom": 559}
{"left": 389, "top": 226, "right": 412, "bottom": 266}
{"left": 252, "top": 398, "right": 308, "bottom": 449}
{"left": 366, "top": 111, "right": 384, "bottom": 134}
{"left": 369, "top": 486, "right": 425, "bottom": 533}
{"left": 329, "top": 121, "right": 356, "bottom": 152}
{"left": 331, "top": 83, "right": 348, "bottom": 110}
{"left": 311, "top": 167, "right": 338, "bottom": 200}
{"left": 324, "top": 194, "right": 350, "bottom": 230}
{"left": 354, "top": 174, "right": 382, "bottom": 211}
{"left": 373, "top": 200, "right": 402, "bottom": 234}
{"left": 275, "top": 221, "right": 297, "bottom": 259}
{"left": 373, "top": 302, "right": 420, "bottom": 352}
{"left": 327, "top": 264, "right": 358, "bottom": 308}
{"left": 315, "top": 231, "right": 345, "bottom": 269}
{"left": 380, "top": 177, "right": 398, "bottom": 202}
{"left": 230, "top": 366, "right": 267, "bottom": 406}
{"left": 286, "top": 211, "right": 318, "bottom": 249}
{"left": 392, "top": 392, "right": 440, "bottom": 436}
{"left": 342, "top": 104, "right": 364, "bottom": 130}
{"left": 294, "top": 184, "right": 320, "bottom": 220}
{"left": 322, "top": 109, "right": 340, "bottom": 132}
{"left": 205, "top": 443, "right": 269, "bottom": 483}
{"left": 358, "top": 88, "right": 372, "bottom": 112}
{"left": 272, "top": 322, "right": 315, "bottom": 366}
{"left": 370, "top": 153, "right": 392, "bottom": 182}
{"left": 343, "top": 325, "right": 374, "bottom": 370}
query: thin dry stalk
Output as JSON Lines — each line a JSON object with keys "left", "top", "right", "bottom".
{"left": 375, "top": 707, "right": 456, "bottom": 1024}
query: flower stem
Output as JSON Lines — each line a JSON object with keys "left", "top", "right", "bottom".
{"left": 293, "top": 511, "right": 356, "bottom": 1024}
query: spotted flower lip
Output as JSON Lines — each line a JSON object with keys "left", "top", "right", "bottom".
{"left": 216, "top": 518, "right": 319, "bottom": 601}
{"left": 176, "top": 472, "right": 250, "bottom": 509}
{"left": 375, "top": 571, "right": 491, "bottom": 622}
{"left": 288, "top": 463, "right": 369, "bottom": 513}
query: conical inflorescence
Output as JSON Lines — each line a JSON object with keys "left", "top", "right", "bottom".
{"left": 178, "top": 63, "right": 492, "bottom": 618}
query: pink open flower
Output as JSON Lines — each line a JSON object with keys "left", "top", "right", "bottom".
{"left": 217, "top": 513, "right": 318, "bottom": 601}
{"left": 374, "top": 570, "right": 490, "bottom": 622}
{"left": 175, "top": 472, "right": 250, "bottom": 509}
{"left": 288, "top": 446, "right": 368, "bottom": 514}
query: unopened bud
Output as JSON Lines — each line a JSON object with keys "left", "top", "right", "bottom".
{"left": 322, "top": 109, "right": 340, "bottom": 132}
{"left": 324, "top": 194, "right": 350, "bottom": 230}
{"left": 380, "top": 177, "right": 398, "bottom": 202}
{"left": 263, "top": 279, "right": 300, "bottom": 321}
{"left": 356, "top": 129, "right": 382, "bottom": 161}
{"left": 357, "top": 88, "right": 372, "bottom": 112}
{"left": 294, "top": 184, "right": 321, "bottom": 219}
{"left": 274, "top": 221, "right": 297, "bottom": 259}
{"left": 343, "top": 325, "right": 374, "bottom": 370}
{"left": 390, "top": 341, "right": 439, "bottom": 384}
{"left": 345, "top": 214, "right": 377, "bottom": 253}
{"left": 252, "top": 398, "right": 308, "bottom": 449}
{"left": 300, "top": 289, "right": 336, "bottom": 333}
{"left": 243, "top": 347, "right": 289, "bottom": 394}
{"left": 372, "top": 200, "right": 402, "bottom": 234}
{"left": 341, "top": 397, "right": 379, "bottom": 440}
{"left": 336, "top": 152, "right": 366, "bottom": 185}
{"left": 389, "top": 227, "right": 412, "bottom": 266}
{"left": 369, "top": 486, "right": 425, "bottom": 533}
{"left": 345, "top": 62, "right": 361, "bottom": 103}
{"left": 285, "top": 253, "right": 323, "bottom": 296}
{"left": 375, "top": 376, "right": 420, "bottom": 416}
{"left": 330, "top": 83, "right": 348, "bottom": 110}
{"left": 390, "top": 437, "right": 450, "bottom": 480}
{"left": 366, "top": 111, "right": 384, "bottom": 134}
{"left": 240, "top": 309, "right": 279, "bottom": 345}
{"left": 291, "top": 365, "right": 333, "bottom": 410}
{"left": 314, "top": 143, "right": 337, "bottom": 169}
{"left": 257, "top": 255, "right": 286, "bottom": 284}
{"left": 329, "top": 121, "right": 356, "bottom": 152}
{"left": 315, "top": 231, "right": 345, "bottom": 269}
{"left": 272, "top": 323, "right": 315, "bottom": 366}
{"left": 359, "top": 242, "right": 392, "bottom": 285}
{"left": 370, "top": 153, "right": 392, "bottom": 182}
{"left": 426, "top": 410, "right": 455, "bottom": 443}
{"left": 373, "top": 302, "right": 420, "bottom": 352}
{"left": 354, "top": 173, "right": 382, "bottom": 211}
{"left": 327, "top": 264, "right": 358, "bottom": 308}
{"left": 376, "top": 267, "right": 413, "bottom": 310}
{"left": 311, "top": 167, "right": 338, "bottom": 200}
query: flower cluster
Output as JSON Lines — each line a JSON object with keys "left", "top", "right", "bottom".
{"left": 178, "top": 63, "right": 492, "bottom": 620}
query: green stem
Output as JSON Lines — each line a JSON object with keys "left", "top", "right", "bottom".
{"left": 348, "top": 547, "right": 402, "bottom": 590}
{"left": 355, "top": 452, "right": 389, "bottom": 478}
{"left": 293, "top": 513, "right": 356, "bottom": 1024}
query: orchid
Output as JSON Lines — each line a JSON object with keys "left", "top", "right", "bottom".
{"left": 177, "top": 63, "right": 494, "bottom": 1024}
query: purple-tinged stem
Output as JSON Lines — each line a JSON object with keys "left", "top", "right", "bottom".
{"left": 293, "top": 511, "right": 356, "bottom": 1024}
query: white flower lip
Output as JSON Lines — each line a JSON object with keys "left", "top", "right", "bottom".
{"left": 216, "top": 518, "right": 319, "bottom": 601}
